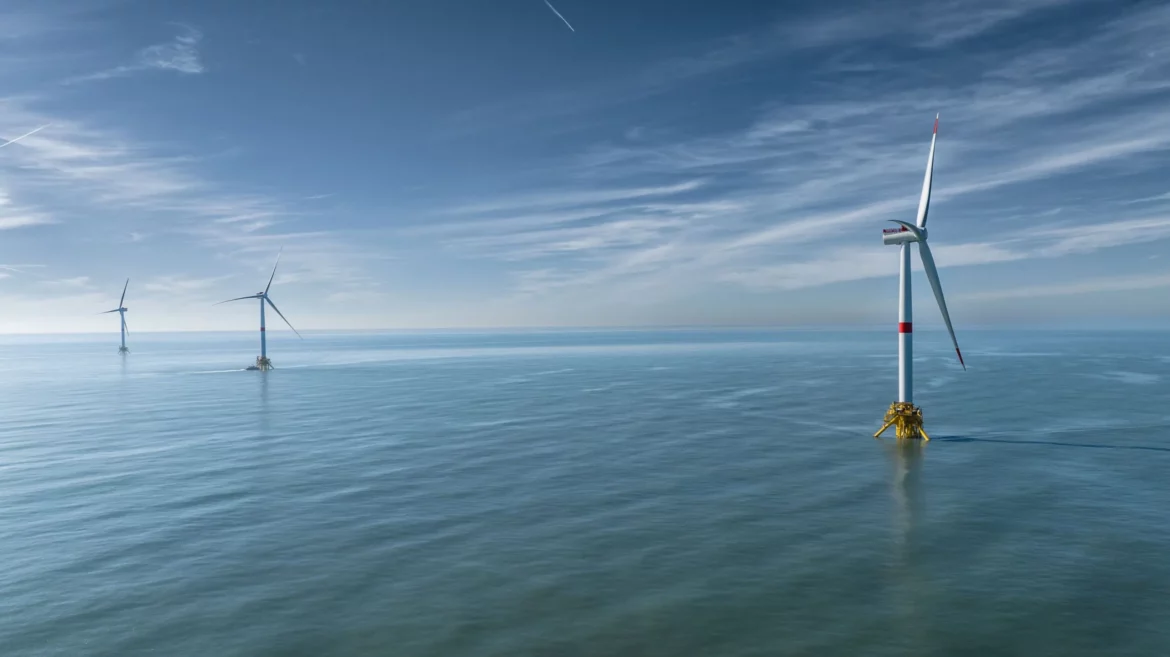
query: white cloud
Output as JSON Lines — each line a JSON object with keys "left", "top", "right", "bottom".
{"left": 780, "top": 0, "right": 1084, "bottom": 50}
{"left": 0, "top": 212, "right": 53, "bottom": 229}
{"left": 42, "top": 275, "right": 91, "bottom": 289}
{"left": 444, "top": 180, "right": 706, "bottom": 216}
{"left": 422, "top": 0, "right": 1170, "bottom": 313}
{"left": 0, "top": 89, "right": 379, "bottom": 316}
{"left": 720, "top": 241, "right": 1023, "bottom": 290}
{"left": 2, "top": 0, "right": 1169, "bottom": 329}
{"left": 961, "top": 272, "right": 1170, "bottom": 301}
{"left": 140, "top": 274, "right": 231, "bottom": 294}
{"left": 65, "top": 25, "right": 204, "bottom": 84}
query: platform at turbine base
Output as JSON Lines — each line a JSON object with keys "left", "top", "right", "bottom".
{"left": 874, "top": 402, "right": 931, "bottom": 441}
{"left": 251, "top": 356, "right": 273, "bottom": 371}
{"left": 118, "top": 346, "right": 129, "bottom": 354}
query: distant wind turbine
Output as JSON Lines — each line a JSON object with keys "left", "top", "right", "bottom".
{"left": 216, "top": 249, "right": 302, "bottom": 371}
{"left": 543, "top": 0, "right": 575, "bottom": 32}
{"left": 100, "top": 279, "right": 130, "bottom": 353}
{"left": 874, "top": 114, "right": 965, "bottom": 441}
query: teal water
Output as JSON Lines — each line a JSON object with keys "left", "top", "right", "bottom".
{"left": 1, "top": 329, "right": 1168, "bottom": 656}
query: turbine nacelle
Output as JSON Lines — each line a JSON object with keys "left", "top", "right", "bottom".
{"left": 882, "top": 224, "right": 928, "bottom": 245}
{"left": 884, "top": 221, "right": 928, "bottom": 242}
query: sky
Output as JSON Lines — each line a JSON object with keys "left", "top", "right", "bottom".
{"left": 1, "top": 0, "right": 1169, "bottom": 333}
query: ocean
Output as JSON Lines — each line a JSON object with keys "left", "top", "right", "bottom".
{"left": 1, "top": 329, "right": 1167, "bottom": 656}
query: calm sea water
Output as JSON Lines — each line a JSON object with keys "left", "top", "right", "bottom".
{"left": 1, "top": 329, "right": 1168, "bottom": 656}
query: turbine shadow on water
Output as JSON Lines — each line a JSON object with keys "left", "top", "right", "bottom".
{"left": 934, "top": 436, "right": 1170, "bottom": 453}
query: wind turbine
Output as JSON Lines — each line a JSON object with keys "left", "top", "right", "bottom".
{"left": 216, "top": 249, "right": 301, "bottom": 371}
{"left": 100, "top": 279, "right": 130, "bottom": 353}
{"left": 874, "top": 115, "right": 965, "bottom": 441}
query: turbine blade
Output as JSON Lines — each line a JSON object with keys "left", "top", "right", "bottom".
{"left": 214, "top": 295, "right": 258, "bottom": 306}
{"left": 119, "top": 278, "right": 129, "bottom": 307}
{"left": 99, "top": 309, "right": 121, "bottom": 314}
{"left": 915, "top": 114, "right": 938, "bottom": 228}
{"left": 265, "top": 247, "right": 282, "bottom": 295}
{"left": 889, "top": 220, "right": 923, "bottom": 240}
{"left": 265, "top": 296, "right": 302, "bottom": 339}
{"left": 122, "top": 316, "right": 129, "bottom": 336}
{"left": 917, "top": 239, "right": 965, "bottom": 370}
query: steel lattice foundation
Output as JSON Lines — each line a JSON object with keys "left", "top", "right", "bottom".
{"left": 874, "top": 402, "right": 930, "bottom": 441}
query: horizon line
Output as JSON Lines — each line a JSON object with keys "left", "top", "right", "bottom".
{"left": 0, "top": 324, "right": 1166, "bottom": 337}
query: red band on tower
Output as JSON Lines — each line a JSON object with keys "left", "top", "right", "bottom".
{"left": 898, "top": 322, "right": 912, "bottom": 333}
{"left": 260, "top": 327, "right": 266, "bottom": 331}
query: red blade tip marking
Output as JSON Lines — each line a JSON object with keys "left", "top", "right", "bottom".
{"left": 956, "top": 348, "right": 965, "bottom": 369}
{"left": 933, "top": 117, "right": 939, "bottom": 134}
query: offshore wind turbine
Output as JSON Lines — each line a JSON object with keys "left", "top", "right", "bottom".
{"left": 216, "top": 249, "right": 301, "bottom": 371}
{"left": 874, "top": 115, "right": 965, "bottom": 441}
{"left": 100, "top": 279, "right": 130, "bottom": 353}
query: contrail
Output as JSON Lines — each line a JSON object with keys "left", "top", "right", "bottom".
{"left": 0, "top": 123, "right": 50, "bottom": 150}
{"left": 543, "top": 0, "right": 575, "bottom": 32}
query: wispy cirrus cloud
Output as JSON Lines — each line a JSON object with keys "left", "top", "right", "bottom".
{"left": 40, "top": 275, "right": 92, "bottom": 289}
{"left": 447, "top": 0, "right": 1097, "bottom": 135}
{"left": 423, "top": 0, "right": 1170, "bottom": 318}
{"left": 64, "top": 25, "right": 204, "bottom": 84}
{"left": 444, "top": 180, "right": 707, "bottom": 216}
{"left": 1, "top": 0, "right": 1167, "bottom": 331}
{"left": 781, "top": 0, "right": 1088, "bottom": 50}
{"left": 0, "top": 187, "right": 55, "bottom": 229}
{"left": 0, "top": 212, "right": 54, "bottom": 230}
{"left": 960, "top": 271, "right": 1170, "bottom": 301}
{"left": 140, "top": 274, "right": 232, "bottom": 294}
{"left": 0, "top": 88, "right": 378, "bottom": 319}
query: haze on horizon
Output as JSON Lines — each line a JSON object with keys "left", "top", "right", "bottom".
{"left": 1, "top": 0, "right": 1169, "bottom": 334}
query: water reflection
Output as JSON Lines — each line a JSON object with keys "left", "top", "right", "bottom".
{"left": 259, "top": 372, "right": 271, "bottom": 434}
{"left": 887, "top": 440, "right": 928, "bottom": 651}
{"left": 889, "top": 440, "right": 924, "bottom": 552}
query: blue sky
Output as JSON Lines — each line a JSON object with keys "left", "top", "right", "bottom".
{"left": 1, "top": 0, "right": 1169, "bottom": 332}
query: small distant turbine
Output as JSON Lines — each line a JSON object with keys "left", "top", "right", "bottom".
{"left": 216, "top": 249, "right": 302, "bottom": 371}
{"left": 100, "top": 278, "right": 130, "bottom": 353}
{"left": 874, "top": 115, "right": 965, "bottom": 441}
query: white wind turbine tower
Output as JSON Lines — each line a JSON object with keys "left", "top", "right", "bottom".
{"left": 100, "top": 279, "right": 130, "bottom": 353}
{"left": 216, "top": 249, "right": 302, "bottom": 371}
{"left": 874, "top": 115, "right": 965, "bottom": 441}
